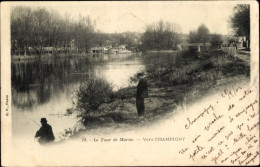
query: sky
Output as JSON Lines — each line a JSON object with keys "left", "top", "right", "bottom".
{"left": 11, "top": 1, "right": 238, "bottom": 35}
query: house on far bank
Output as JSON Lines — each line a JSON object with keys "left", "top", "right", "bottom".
{"left": 91, "top": 47, "right": 108, "bottom": 54}
{"left": 114, "top": 45, "right": 132, "bottom": 54}
{"left": 91, "top": 44, "right": 133, "bottom": 54}
{"left": 116, "top": 45, "right": 127, "bottom": 51}
{"left": 130, "top": 47, "right": 139, "bottom": 52}
{"left": 221, "top": 35, "right": 245, "bottom": 48}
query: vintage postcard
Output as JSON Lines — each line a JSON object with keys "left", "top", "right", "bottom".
{"left": 1, "top": 1, "right": 259, "bottom": 166}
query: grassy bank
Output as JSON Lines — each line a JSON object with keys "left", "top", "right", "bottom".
{"left": 60, "top": 49, "right": 250, "bottom": 140}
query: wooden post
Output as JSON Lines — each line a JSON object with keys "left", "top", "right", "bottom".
{"left": 198, "top": 45, "right": 201, "bottom": 53}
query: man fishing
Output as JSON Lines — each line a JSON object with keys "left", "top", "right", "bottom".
{"left": 136, "top": 73, "right": 148, "bottom": 117}
{"left": 35, "top": 118, "right": 55, "bottom": 144}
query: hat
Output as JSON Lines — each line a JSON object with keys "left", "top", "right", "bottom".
{"left": 40, "top": 118, "right": 47, "bottom": 123}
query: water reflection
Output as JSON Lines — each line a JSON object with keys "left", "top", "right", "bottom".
{"left": 11, "top": 53, "right": 177, "bottom": 109}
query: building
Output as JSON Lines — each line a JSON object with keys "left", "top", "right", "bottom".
{"left": 91, "top": 47, "right": 109, "bottom": 54}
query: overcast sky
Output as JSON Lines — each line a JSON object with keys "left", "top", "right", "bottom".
{"left": 13, "top": 1, "right": 238, "bottom": 35}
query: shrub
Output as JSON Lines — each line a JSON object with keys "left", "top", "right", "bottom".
{"left": 113, "top": 86, "right": 136, "bottom": 99}
{"left": 210, "top": 34, "right": 223, "bottom": 49}
{"left": 74, "top": 77, "right": 114, "bottom": 123}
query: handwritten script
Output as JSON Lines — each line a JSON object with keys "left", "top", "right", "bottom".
{"left": 179, "top": 85, "right": 259, "bottom": 165}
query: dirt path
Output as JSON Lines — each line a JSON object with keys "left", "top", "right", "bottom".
{"left": 236, "top": 49, "right": 250, "bottom": 65}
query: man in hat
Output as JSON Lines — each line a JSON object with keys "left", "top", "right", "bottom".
{"left": 136, "top": 73, "right": 148, "bottom": 117}
{"left": 35, "top": 118, "right": 55, "bottom": 144}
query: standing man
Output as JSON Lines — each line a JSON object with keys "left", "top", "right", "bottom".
{"left": 35, "top": 118, "right": 55, "bottom": 144}
{"left": 136, "top": 73, "right": 148, "bottom": 117}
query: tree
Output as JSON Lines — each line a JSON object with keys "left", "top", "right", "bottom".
{"left": 141, "top": 20, "right": 181, "bottom": 51}
{"left": 230, "top": 4, "right": 250, "bottom": 50}
{"left": 11, "top": 7, "right": 33, "bottom": 55}
{"left": 31, "top": 8, "right": 52, "bottom": 56}
{"left": 188, "top": 31, "right": 198, "bottom": 43}
{"left": 74, "top": 15, "right": 95, "bottom": 53}
{"left": 11, "top": 6, "right": 96, "bottom": 55}
{"left": 210, "top": 34, "right": 223, "bottom": 49}
{"left": 197, "top": 24, "right": 210, "bottom": 47}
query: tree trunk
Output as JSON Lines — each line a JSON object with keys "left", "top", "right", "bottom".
{"left": 247, "top": 38, "right": 250, "bottom": 51}
{"left": 246, "top": 34, "right": 250, "bottom": 50}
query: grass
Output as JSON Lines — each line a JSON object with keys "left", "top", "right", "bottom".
{"left": 63, "top": 49, "right": 250, "bottom": 139}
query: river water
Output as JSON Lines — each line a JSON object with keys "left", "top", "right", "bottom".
{"left": 11, "top": 52, "right": 178, "bottom": 141}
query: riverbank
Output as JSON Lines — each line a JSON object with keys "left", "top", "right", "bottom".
{"left": 11, "top": 51, "right": 138, "bottom": 61}
{"left": 59, "top": 49, "right": 250, "bottom": 141}
{"left": 11, "top": 53, "right": 92, "bottom": 61}
{"left": 146, "top": 50, "right": 179, "bottom": 53}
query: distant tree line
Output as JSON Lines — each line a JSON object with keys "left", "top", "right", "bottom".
{"left": 188, "top": 24, "right": 223, "bottom": 49}
{"left": 187, "top": 4, "right": 251, "bottom": 51}
{"left": 188, "top": 24, "right": 210, "bottom": 46}
{"left": 11, "top": 6, "right": 141, "bottom": 56}
{"left": 141, "top": 20, "right": 181, "bottom": 51}
{"left": 11, "top": 7, "right": 95, "bottom": 55}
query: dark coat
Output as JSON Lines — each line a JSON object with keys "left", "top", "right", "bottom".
{"left": 35, "top": 123, "right": 55, "bottom": 144}
{"left": 136, "top": 78, "right": 148, "bottom": 98}
{"left": 136, "top": 78, "right": 148, "bottom": 116}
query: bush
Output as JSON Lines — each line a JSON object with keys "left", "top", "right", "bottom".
{"left": 113, "top": 86, "right": 136, "bottom": 99}
{"left": 210, "top": 34, "right": 223, "bottom": 49}
{"left": 74, "top": 77, "right": 114, "bottom": 123}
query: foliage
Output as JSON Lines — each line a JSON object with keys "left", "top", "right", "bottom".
{"left": 210, "top": 34, "right": 223, "bottom": 49}
{"left": 72, "top": 77, "right": 139, "bottom": 126}
{"left": 229, "top": 4, "right": 250, "bottom": 49}
{"left": 11, "top": 7, "right": 96, "bottom": 55}
{"left": 197, "top": 24, "right": 210, "bottom": 46}
{"left": 74, "top": 78, "right": 114, "bottom": 124}
{"left": 141, "top": 20, "right": 181, "bottom": 51}
{"left": 11, "top": 6, "right": 141, "bottom": 55}
{"left": 188, "top": 31, "right": 198, "bottom": 43}
{"left": 188, "top": 24, "right": 210, "bottom": 46}
{"left": 112, "top": 87, "right": 136, "bottom": 99}
{"left": 135, "top": 49, "right": 248, "bottom": 88}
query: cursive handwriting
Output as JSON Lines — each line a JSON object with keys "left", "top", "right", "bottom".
{"left": 204, "top": 113, "right": 223, "bottom": 131}
{"left": 208, "top": 126, "right": 225, "bottom": 142}
{"left": 221, "top": 85, "right": 242, "bottom": 99}
{"left": 185, "top": 104, "right": 214, "bottom": 129}
{"left": 189, "top": 145, "right": 205, "bottom": 161}
{"left": 247, "top": 122, "right": 259, "bottom": 132}
{"left": 239, "top": 87, "right": 253, "bottom": 101}
{"left": 211, "top": 149, "right": 224, "bottom": 165}
{"left": 180, "top": 86, "right": 259, "bottom": 165}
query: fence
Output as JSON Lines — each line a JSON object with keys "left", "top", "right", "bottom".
{"left": 221, "top": 46, "right": 236, "bottom": 56}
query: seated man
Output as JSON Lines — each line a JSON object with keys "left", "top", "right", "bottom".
{"left": 35, "top": 118, "right": 55, "bottom": 144}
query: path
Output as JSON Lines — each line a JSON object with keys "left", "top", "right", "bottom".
{"left": 236, "top": 48, "right": 250, "bottom": 65}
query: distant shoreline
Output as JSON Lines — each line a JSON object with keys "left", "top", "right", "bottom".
{"left": 11, "top": 53, "right": 91, "bottom": 61}
{"left": 146, "top": 50, "right": 179, "bottom": 53}
{"left": 11, "top": 52, "right": 137, "bottom": 61}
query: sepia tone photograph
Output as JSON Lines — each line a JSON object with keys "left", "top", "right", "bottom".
{"left": 1, "top": 1, "right": 259, "bottom": 166}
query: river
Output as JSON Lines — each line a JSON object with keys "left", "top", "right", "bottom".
{"left": 11, "top": 52, "right": 178, "bottom": 142}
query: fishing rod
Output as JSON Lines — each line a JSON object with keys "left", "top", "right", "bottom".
{"left": 13, "top": 116, "right": 41, "bottom": 144}
{"left": 26, "top": 117, "right": 41, "bottom": 126}
{"left": 13, "top": 116, "right": 41, "bottom": 126}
